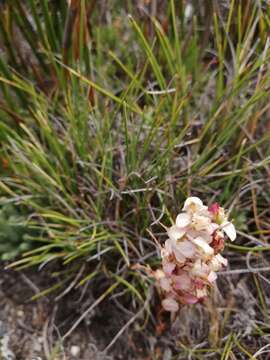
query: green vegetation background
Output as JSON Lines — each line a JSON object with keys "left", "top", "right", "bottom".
{"left": 0, "top": 1, "right": 269, "bottom": 358}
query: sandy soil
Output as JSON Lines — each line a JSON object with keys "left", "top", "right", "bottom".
{"left": 0, "top": 269, "right": 148, "bottom": 360}
{"left": 0, "top": 267, "right": 268, "bottom": 360}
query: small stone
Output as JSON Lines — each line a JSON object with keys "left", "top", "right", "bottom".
{"left": 17, "top": 310, "right": 24, "bottom": 317}
{"left": 70, "top": 345, "right": 80, "bottom": 357}
{"left": 32, "top": 338, "right": 42, "bottom": 352}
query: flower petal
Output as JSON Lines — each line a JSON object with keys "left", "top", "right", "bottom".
{"left": 222, "top": 221, "right": 236, "bottom": 241}
{"left": 207, "top": 271, "right": 217, "bottom": 283}
{"left": 194, "top": 278, "right": 205, "bottom": 289}
{"left": 176, "top": 213, "right": 191, "bottom": 228}
{"left": 196, "top": 288, "right": 207, "bottom": 298}
{"left": 191, "top": 259, "right": 209, "bottom": 277}
{"left": 208, "top": 203, "right": 220, "bottom": 215}
{"left": 154, "top": 269, "right": 165, "bottom": 280}
{"left": 163, "top": 261, "right": 176, "bottom": 275}
{"left": 162, "top": 298, "right": 179, "bottom": 312}
{"left": 215, "top": 253, "right": 228, "bottom": 267}
{"left": 209, "top": 254, "right": 227, "bottom": 271}
{"left": 160, "top": 277, "right": 172, "bottom": 292}
{"left": 207, "top": 223, "right": 219, "bottom": 236}
{"left": 167, "top": 226, "right": 185, "bottom": 242}
{"left": 180, "top": 293, "right": 199, "bottom": 304}
{"left": 173, "top": 248, "right": 186, "bottom": 263}
{"left": 161, "top": 239, "right": 173, "bottom": 259}
{"left": 183, "top": 197, "right": 204, "bottom": 211}
{"left": 209, "top": 257, "right": 221, "bottom": 272}
{"left": 192, "top": 236, "right": 214, "bottom": 256}
{"left": 188, "top": 229, "right": 212, "bottom": 243}
{"left": 176, "top": 239, "right": 196, "bottom": 258}
{"left": 173, "top": 273, "right": 192, "bottom": 291}
{"left": 192, "top": 214, "right": 211, "bottom": 231}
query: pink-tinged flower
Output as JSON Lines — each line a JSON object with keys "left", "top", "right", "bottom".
{"left": 160, "top": 277, "right": 172, "bottom": 292}
{"left": 152, "top": 196, "right": 236, "bottom": 313}
{"left": 175, "top": 239, "right": 196, "bottom": 258}
{"left": 162, "top": 298, "right": 179, "bottom": 312}
{"left": 209, "top": 204, "right": 236, "bottom": 241}
{"left": 180, "top": 293, "right": 199, "bottom": 304}
{"left": 173, "top": 248, "right": 187, "bottom": 263}
{"left": 214, "top": 206, "right": 226, "bottom": 224}
{"left": 208, "top": 202, "right": 220, "bottom": 216}
{"left": 173, "top": 273, "right": 192, "bottom": 291}
{"left": 210, "top": 230, "right": 225, "bottom": 253}
{"left": 163, "top": 260, "right": 176, "bottom": 276}
{"left": 194, "top": 278, "right": 205, "bottom": 289}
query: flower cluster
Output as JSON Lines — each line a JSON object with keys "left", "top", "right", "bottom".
{"left": 155, "top": 197, "right": 236, "bottom": 312}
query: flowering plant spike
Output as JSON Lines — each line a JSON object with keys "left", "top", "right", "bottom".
{"left": 155, "top": 197, "right": 236, "bottom": 312}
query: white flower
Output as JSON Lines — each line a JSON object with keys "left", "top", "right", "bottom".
{"left": 167, "top": 225, "right": 186, "bottom": 242}
{"left": 162, "top": 298, "right": 179, "bottom": 312}
{"left": 191, "top": 213, "right": 212, "bottom": 232}
{"left": 173, "top": 248, "right": 187, "bottom": 263}
{"left": 215, "top": 253, "right": 228, "bottom": 266}
{"left": 176, "top": 239, "right": 196, "bottom": 257}
{"left": 171, "top": 239, "right": 196, "bottom": 263}
{"left": 207, "top": 222, "right": 219, "bottom": 235}
{"left": 176, "top": 212, "right": 191, "bottom": 228}
{"left": 222, "top": 221, "right": 236, "bottom": 241}
{"left": 188, "top": 229, "right": 213, "bottom": 243}
{"left": 167, "top": 225, "right": 196, "bottom": 261}
{"left": 192, "top": 236, "right": 214, "bottom": 256}
{"left": 183, "top": 197, "right": 206, "bottom": 213}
